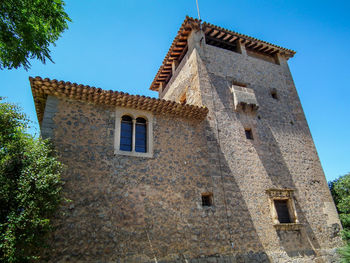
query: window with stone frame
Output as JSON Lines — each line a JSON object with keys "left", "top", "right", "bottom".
{"left": 266, "top": 189, "right": 302, "bottom": 230}
{"left": 114, "top": 108, "right": 153, "bottom": 158}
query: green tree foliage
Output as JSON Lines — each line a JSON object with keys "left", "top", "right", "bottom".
{"left": 338, "top": 246, "right": 350, "bottom": 263}
{"left": 329, "top": 173, "right": 350, "bottom": 262}
{"left": 329, "top": 173, "right": 350, "bottom": 241}
{"left": 0, "top": 99, "right": 64, "bottom": 262}
{"left": 0, "top": 0, "right": 71, "bottom": 70}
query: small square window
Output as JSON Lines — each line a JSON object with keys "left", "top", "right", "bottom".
{"left": 245, "top": 129, "right": 253, "bottom": 140}
{"left": 202, "top": 193, "right": 213, "bottom": 207}
{"left": 270, "top": 89, "right": 278, "bottom": 100}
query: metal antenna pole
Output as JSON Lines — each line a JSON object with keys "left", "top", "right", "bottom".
{"left": 196, "top": 0, "right": 201, "bottom": 20}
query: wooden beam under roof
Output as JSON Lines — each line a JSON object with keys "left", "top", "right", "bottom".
{"left": 183, "top": 25, "right": 192, "bottom": 31}
{"left": 206, "top": 36, "right": 238, "bottom": 50}
{"left": 250, "top": 42, "right": 259, "bottom": 49}
{"left": 173, "top": 47, "right": 184, "bottom": 51}
{"left": 164, "top": 72, "right": 172, "bottom": 84}
{"left": 176, "top": 41, "right": 187, "bottom": 46}
{"left": 217, "top": 32, "right": 226, "bottom": 39}
{"left": 204, "top": 26, "right": 212, "bottom": 34}
{"left": 246, "top": 41, "right": 255, "bottom": 48}
{"left": 259, "top": 45, "right": 269, "bottom": 52}
{"left": 258, "top": 44, "right": 267, "bottom": 50}
{"left": 229, "top": 36, "right": 238, "bottom": 42}
{"left": 210, "top": 29, "right": 219, "bottom": 37}
{"left": 177, "top": 45, "right": 188, "bottom": 65}
{"left": 223, "top": 34, "right": 232, "bottom": 41}
{"left": 170, "top": 52, "right": 182, "bottom": 56}
{"left": 252, "top": 44, "right": 261, "bottom": 50}
{"left": 265, "top": 47, "right": 276, "bottom": 54}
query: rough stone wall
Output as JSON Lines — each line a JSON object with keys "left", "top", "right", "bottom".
{"left": 193, "top": 34, "right": 342, "bottom": 261}
{"left": 154, "top": 30, "right": 343, "bottom": 262}
{"left": 40, "top": 30, "right": 342, "bottom": 262}
{"left": 160, "top": 34, "right": 202, "bottom": 107}
{"left": 41, "top": 96, "right": 252, "bottom": 262}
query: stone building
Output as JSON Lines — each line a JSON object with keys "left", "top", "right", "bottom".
{"left": 30, "top": 17, "right": 342, "bottom": 262}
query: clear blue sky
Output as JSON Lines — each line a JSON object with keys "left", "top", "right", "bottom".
{"left": 0, "top": 0, "right": 349, "bottom": 181}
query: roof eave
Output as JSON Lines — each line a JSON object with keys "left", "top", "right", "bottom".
{"left": 30, "top": 76, "right": 208, "bottom": 125}
{"left": 149, "top": 17, "right": 296, "bottom": 92}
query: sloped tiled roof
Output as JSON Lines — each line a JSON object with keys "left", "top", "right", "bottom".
{"left": 150, "top": 16, "right": 296, "bottom": 91}
{"left": 30, "top": 76, "right": 208, "bottom": 124}
{"left": 149, "top": 17, "right": 200, "bottom": 91}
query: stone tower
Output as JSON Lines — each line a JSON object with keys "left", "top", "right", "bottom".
{"left": 31, "top": 17, "right": 342, "bottom": 262}
{"left": 149, "top": 17, "right": 343, "bottom": 262}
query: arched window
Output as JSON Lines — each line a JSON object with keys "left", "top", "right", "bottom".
{"left": 120, "top": 115, "right": 133, "bottom": 151}
{"left": 115, "top": 109, "right": 153, "bottom": 157}
{"left": 135, "top": 117, "right": 147, "bottom": 153}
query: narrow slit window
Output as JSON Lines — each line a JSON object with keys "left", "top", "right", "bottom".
{"left": 274, "top": 200, "right": 291, "bottom": 223}
{"left": 120, "top": 115, "right": 133, "bottom": 151}
{"left": 271, "top": 89, "right": 278, "bottom": 100}
{"left": 245, "top": 129, "right": 253, "bottom": 140}
{"left": 135, "top": 117, "right": 147, "bottom": 153}
{"left": 202, "top": 193, "right": 213, "bottom": 207}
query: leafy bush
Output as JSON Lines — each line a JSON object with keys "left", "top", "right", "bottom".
{"left": 338, "top": 245, "right": 350, "bottom": 263}
{"left": 329, "top": 173, "right": 350, "bottom": 262}
{"left": 0, "top": 99, "right": 64, "bottom": 262}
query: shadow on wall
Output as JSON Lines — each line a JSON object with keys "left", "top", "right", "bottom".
{"left": 133, "top": 114, "right": 271, "bottom": 262}
{"left": 252, "top": 118, "right": 320, "bottom": 258}
{"left": 191, "top": 70, "right": 272, "bottom": 260}
{"left": 206, "top": 71, "right": 325, "bottom": 260}
{"left": 199, "top": 119, "right": 271, "bottom": 262}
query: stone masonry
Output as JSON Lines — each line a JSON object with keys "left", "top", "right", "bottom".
{"left": 35, "top": 18, "right": 343, "bottom": 262}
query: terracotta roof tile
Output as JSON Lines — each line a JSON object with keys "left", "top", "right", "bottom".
{"left": 150, "top": 16, "right": 296, "bottom": 91}
{"left": 30, "top": 76, "right": 208, "bottom": 124}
